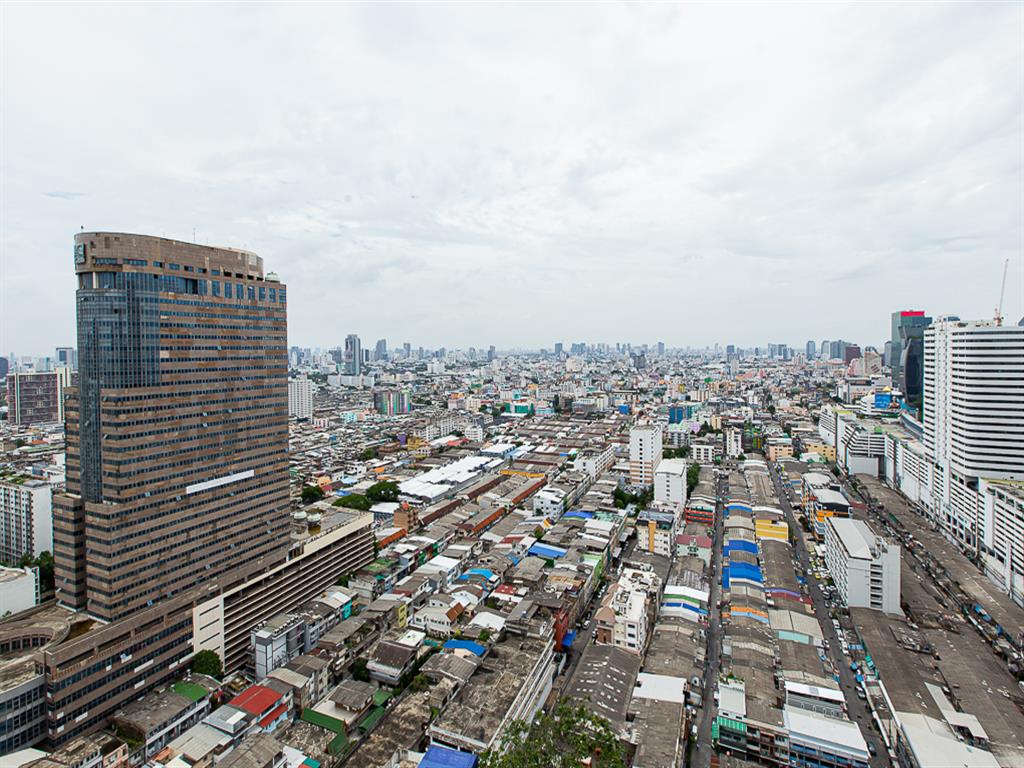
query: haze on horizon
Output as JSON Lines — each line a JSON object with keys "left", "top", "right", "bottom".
{"left": 1, "top": 2, "right": 1022, "bottom": 354}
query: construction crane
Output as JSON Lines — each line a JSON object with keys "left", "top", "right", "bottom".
{"left": 995, "top": 258, "right": 1009, "bottom": 326}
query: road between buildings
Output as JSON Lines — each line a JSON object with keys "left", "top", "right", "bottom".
{"left": 768, "top": 463, "right": 890, "bottom": 768}
{"left": 689, "top": 470, "right": 726, "bottom": 768}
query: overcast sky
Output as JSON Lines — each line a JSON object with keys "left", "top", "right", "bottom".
{"left": 2, "top": 3, "right": 1022, "bottom": 355}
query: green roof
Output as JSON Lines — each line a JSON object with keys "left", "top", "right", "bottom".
{"left": 372, "top": 689, "right": 392, "bottom": 707}
{"left": 358, "top": 705, "right": 387, "bottom": 732}
{"left": 172, "top": 681, "right": 209, "bottom": 702}
{"left": 716, "top": 715, "right": 748, "bottom": 734}
{"left": 327, "top": 731, "right": 348, "bottom": 756}
{"left": 301, "top": 708, "right": 345, "bottom": 734}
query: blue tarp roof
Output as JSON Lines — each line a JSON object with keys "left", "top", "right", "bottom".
{"left": 443, "top": 639, "right": 486, "bottom": 657}
{"left": 529, "top": 543, "right": 567, "bottom": 559}
{"left": 725, "top": 540, "right": 758, "bottom": 555}
{"left": 562, "top": 630, "right": 577, "bottom": 647}
{"left": 421, "top": 744, "right": 479, "bottom": 768}
{"left": 729, "top": 562, "right": 763, "bottom": 582}
{"left": 465, "top": 568, "right": 495, "bottom": 580}
{"left": 564, "top": 510, "right": 594, "bottom": 520}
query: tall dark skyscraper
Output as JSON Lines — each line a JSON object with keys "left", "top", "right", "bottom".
{"left": 345, "top": 333, "right": 362, "bottom": 375}
{"left": 890, "top": 310, "right": 930, "bottom": 394}
{"left": 55, "top": 233, "right": 290, "bottom": 622}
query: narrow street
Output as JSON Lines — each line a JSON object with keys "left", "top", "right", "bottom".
{"left": 767, "top": 463, "right": 890, "bottom": 768}
{"left": 688, "top": 470, "right": 726, "bottom": 768}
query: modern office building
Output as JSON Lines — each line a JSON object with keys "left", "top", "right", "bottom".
{"left": 374, "top": 338, "right": 388, "bottom": 361}
{"left": 891, "top": 310, "right": 931, "bottom": 399}
{"left": 805, "top": 340, "right": 816, "bottom": 359}
{"left": 344, "top": 334, "right": 362, "bottom": 375}
{"left": 5, "top": 368, "right": 75, "bottom": 425}
{"left": 55, "top": 232, "right": 291, "bottom": 622}
{"left": 7, "top": 233, "right": 375, "bottom": 749}
{"left": 0, "top": 474, "right": 53, "bottom": 565}
{"left": 824, "top": 517, "right": 901, "bottom": 614}
{"left": 629, "top": 424, "right": 663, "bottom": 487}
{"left": 288, "top": 376, "right": 314, "bottom": 419}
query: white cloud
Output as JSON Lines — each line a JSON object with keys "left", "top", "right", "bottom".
{"left": 1, "top": 2, "right": 1021, "bottom": 353}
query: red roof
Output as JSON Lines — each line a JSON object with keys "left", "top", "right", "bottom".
{"left": 258, "top": 703, "right": 289, "bottom": 729}
{"left": 494, "top": 584, "right": 518, "bottom": 595}
{"left": 229, "top": 684, "right": 282, "bottom": 716}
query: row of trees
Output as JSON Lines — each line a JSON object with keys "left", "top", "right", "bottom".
{"left": 303, "top": 480, "right": 402, "bottom": 509}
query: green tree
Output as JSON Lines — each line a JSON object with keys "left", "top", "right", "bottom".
{"left": 480, "top": 699, "right": 625, "bottom": 768}
{"left": 192, "top": 650, "right": 223, "bottom": 680}
{"left": 333, "top": 494, "right": 372, "bottom": 511}
{"left": 358, "top": 447, "right": 378, "bottom": 461}
{"left": 366, "top": 481, "right": 400, "bottom": 503}
{"left": 35, "top": 551, "right": 54, "bottom": 593}
{"left": 350, "top": 658, "right": 370, "bottom": 682}
{"left": 410, "top": 673, "right": 430, "bottom": 692}
{"left": 300, "top": 485, "right": 325, "bottom": 504}
{"left": 686, "top": 463, "right": 701, "bottom": 496}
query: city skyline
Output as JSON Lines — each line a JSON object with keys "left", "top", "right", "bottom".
{"left": 2, "top": 3, "right": 1023, "bottom": 353}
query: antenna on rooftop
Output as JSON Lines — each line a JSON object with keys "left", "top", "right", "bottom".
{"left": 995, "top": 258, "right": 1009, "bottom": 326}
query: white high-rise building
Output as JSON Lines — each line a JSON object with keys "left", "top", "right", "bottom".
{"left": 288, "top": 376, "right": 314, "bottom": 419}
{"left": 0, "top": 476, "right": 52, "bottom": 565}
{"left": 824, "top": 517, "right": 901, "bottom": 615}
{"left": 924, "top": 317, "right": 1024, "bottom": 481}
{"left": 724, "top": 427, "right": 742, "bottom": 458}
{"left": 629, "top": 424, "right": 663, "bottom": 486}
{"left": 654, "top": 458, "right": 688, "bottom": 504}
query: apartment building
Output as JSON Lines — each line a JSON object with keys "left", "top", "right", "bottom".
{"left": 287, "top": 376, "right": 313, "bottom": 419}
{"left": 629, "top": 425, "right": 663, "bottom": 486}
{"left": 5, "top": 368, "right": 75, "bottom": 425}
{"left": 824, "top": 517, "right": 901, "bottom": 614}
{"left": 0, "top": 475, "right": 52, "bottom": 564}
{"left": 654, "top": 458, "right": 688, "bottom": 504}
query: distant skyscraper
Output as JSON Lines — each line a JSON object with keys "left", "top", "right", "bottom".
{"left": 806, "top": 340, "right": 816, "bottom": 358}
{"left": 656, "top": 341, "right": 665, "bottom": 357}
{"left": 374, "top": 338, "right": 388, "bottom": 361}
{"left": 0, "top": 356, "right": 8, "bottom": 378}
{"left": 890, "top": 310, "right": 930, "bottom": 390}
{"left": 345, "top": 333, "right": 362, "bottom": 375}
{"left": 554, "top": 342, "right": 563, "bottom": 358}
{"left": 892, "top": 310, "right": 932, "bottom": 407}
{"left": 487, "top": 345, "right": 495, "bottom": 362}
{"left": 55, "top": 346, "right": 77, "bottom": 370}
{"left": 403, "top": 341, "right": 412, "bottom": 359}
{"left": 820, "top": 340, "right": 829, "bottom": 359}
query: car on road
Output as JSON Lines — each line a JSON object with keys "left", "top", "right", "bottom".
{"left": 867, "top": 742, "right": 877, "bottom": 756}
